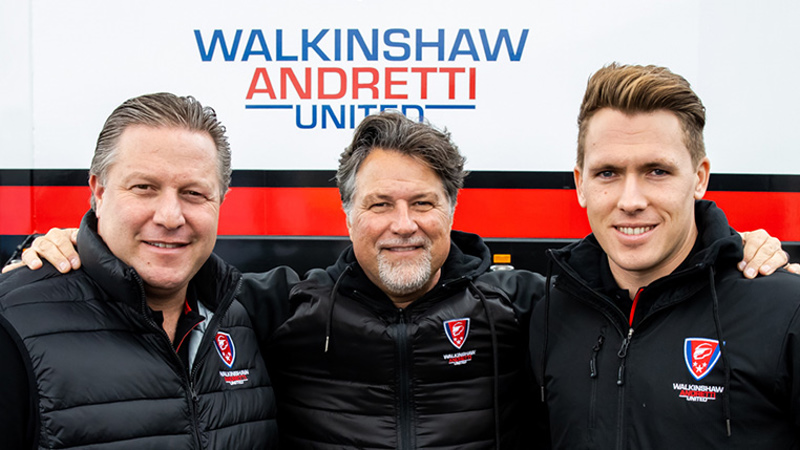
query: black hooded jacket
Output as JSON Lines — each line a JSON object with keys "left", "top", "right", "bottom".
{"left": 532, "top": 200, "right": 800, "bottom": 449}
{"left": 264, "top": 230, "right": 546, "bottom": 449}
{"left": 0, "top": 211, "right": 278, "bottom": 449}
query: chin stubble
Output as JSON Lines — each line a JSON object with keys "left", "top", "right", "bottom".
{"left": 376, "top": 238, "right": 433, "bottom": 296}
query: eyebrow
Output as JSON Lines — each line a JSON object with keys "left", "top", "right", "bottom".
{"left": 121, "top": 172, "right": 158, "bottom": 183}
{"left": 640, "top": 159, "right": 679, "bottom": 171}
{"left": 361, "top": 191, "right": 440, "bottom": 203}
{"left": 587, "top": 159, "right": 679, "bottom": 172}
{"left": 122, "top": 171, "right": 218, "bottom": 191}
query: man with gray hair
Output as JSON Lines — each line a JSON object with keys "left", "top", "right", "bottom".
{"left": 0, "top": 93, "right": 279, "bottom": 449}
{"left": 260, "top": 111, "right": 544, "bottom": 448}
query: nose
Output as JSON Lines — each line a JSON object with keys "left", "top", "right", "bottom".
{"left": 617, "top": 176, "right": 647, "bottom": 213}
{"left": 389, "top": 202, "right": 419, "bottom": 236}
{"left": 152, "top": 191, "right": 186, "bottom": 229}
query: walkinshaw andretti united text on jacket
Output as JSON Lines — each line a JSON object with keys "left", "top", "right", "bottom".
{"left": 0, "top": 211, "right": 278, "bottom": 449}
{"left": 533, "top": 200, "right": 800, "bottom": 449}
{"left": 255, "top": 230, "right": 547, "bottom": 449}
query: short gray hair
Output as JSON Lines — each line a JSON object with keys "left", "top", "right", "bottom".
{"left": 89, "top": 93, "right": 231, "bottom": 209}
{"left": 337, "top": 111, "right": 467, "bottom": 217}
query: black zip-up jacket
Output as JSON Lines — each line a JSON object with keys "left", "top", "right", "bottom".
{"left": 0, "top": 211, "right": 278, "bottom": 449}
{"left": 262, "top": 230, "right": 546, "bottom": 449}
{"left": 532, "top": 200, "right": 800, "bottom": 449}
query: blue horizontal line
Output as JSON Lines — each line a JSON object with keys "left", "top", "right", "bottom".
{"left": 425, "top": 105, "right": 476, "bottom": 110}
{"left": 245, "top": 105, "right": 294, "bottom": 110}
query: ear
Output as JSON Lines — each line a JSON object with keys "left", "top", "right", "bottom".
{"left": 694, "top": 157, "right": 711, "bottom": 200}
{"left": 89, "top": 174, "right": 105, "bottom": 216}
{"left": 447, "top": 200, "right": 456, "bottom": 231}
{"left": 345, "top": 210, "right": 355, "bottom": 243}
{"left": 574, "top": 165, "right": 587, "bottom": 208}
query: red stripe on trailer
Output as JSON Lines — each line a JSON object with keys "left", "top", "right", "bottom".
{"left": 1, "top": 186, "right": 798, "bottom": 241}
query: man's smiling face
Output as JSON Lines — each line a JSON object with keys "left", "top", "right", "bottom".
{"left": 347, "top": 148, "right": 453, "bottom": 306}
{"left": 91, "top": 125, "right": 222, "bottom": 300}
{"left": 574, "top": 108, "right": 710, "bottom": 289}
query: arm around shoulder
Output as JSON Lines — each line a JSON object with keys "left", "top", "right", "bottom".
{"left": 237, "top": 266, "right": 301, "bottom": 346}
{"left": 478, "top": 269, "right": 548, "bottom": 318}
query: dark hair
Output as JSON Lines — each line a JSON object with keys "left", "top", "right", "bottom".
{"left": 577, "top": 63, "right": 706, "bottom": 167}
{"left": 90, "top": 93, "right": 231, "bottom": 209}
{"left": 337, "top": 111, "right": 467, "bottom": 216}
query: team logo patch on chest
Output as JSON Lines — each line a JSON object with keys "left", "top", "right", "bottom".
{"left": 684, "top": 338, "right": 721, "bottom": 381}
{"left": 443, "top": 318, "right": 470, "bottom": 349}
{"left": 214, "top": 331, "right": 236, "bottom": 368}
{"left": 671, "top": 338, "right": 725, "bottom": 401}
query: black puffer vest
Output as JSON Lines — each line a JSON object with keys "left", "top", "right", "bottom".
{"left": 266, "top": 231, "right": 533, "bottom": 449}
{"left": 0, "top": 211, "right": 277, "bottom": 449}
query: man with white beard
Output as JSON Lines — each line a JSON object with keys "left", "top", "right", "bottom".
{"left": 259, "top": 111, "right": 545, "bottom": 448}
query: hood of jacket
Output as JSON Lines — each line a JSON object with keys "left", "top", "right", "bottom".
{"left": 77, "top": 210, "right": 241, "bottom": 313}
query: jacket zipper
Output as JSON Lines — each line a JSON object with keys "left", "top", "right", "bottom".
{"left": 555, "top": 258, "right": 705, "bottom": 450}
{"left": 615, "top": 327, "right": 634, "bottom": 450}
{"left": 132, "top": 271, "right": 204, "bottom": 449}
{"left": 186, "top": 276, "right": 243, "bottom": 448}
{"left": 133, "top": 270, "right": 242, "bottom": 449}
{"left": 616, "top": 328, "right": 633, "bottom": 386}
{"left": 396, "top": 308, "right": 414, "bottom": 450}
{"left": 588, "top": 334, "right": 604, "bottom": 431}
{"left": 552, "top": 268, "right": 632, "bottom": 449}
{"left": 589, "top": 334, "right": 604, "bottom": 379}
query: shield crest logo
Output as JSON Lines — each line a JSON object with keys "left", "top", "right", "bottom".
{"left": 214, "top": 331, "right": 236, "bottom": 368}
{"left": 684, "top": 338, "right": 721, "bottom": 381}
{"left": 444, "top": 318, "right": 470, "bottom": 349}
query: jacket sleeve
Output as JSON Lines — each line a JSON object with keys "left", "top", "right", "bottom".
{"left": 0, "top": 314, "right": 35, "bottom": 449}
{"left": 782, "top": 300, "right": 800, "bottom": 437}
{"left": 478, "top": 269, "right": 547, "bottom": 321}
{"left": 476, "top": 269, "right": 551, "bottom": 449}
{"left": 237, "top": 266, "right": 301, "bottom": 351}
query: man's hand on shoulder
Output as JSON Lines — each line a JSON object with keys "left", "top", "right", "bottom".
{"left": 1, "top": 228, "right": 80, "bottom": 274}
{"left": 739, "top": 229, "right": 798, "bottom": 278}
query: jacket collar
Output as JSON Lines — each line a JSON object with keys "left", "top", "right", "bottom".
{"left": 77, "top": 210, "right": 241, "bottom": 313}
{"left": 549, "top": 200, "right": 742, "bottom": 306}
